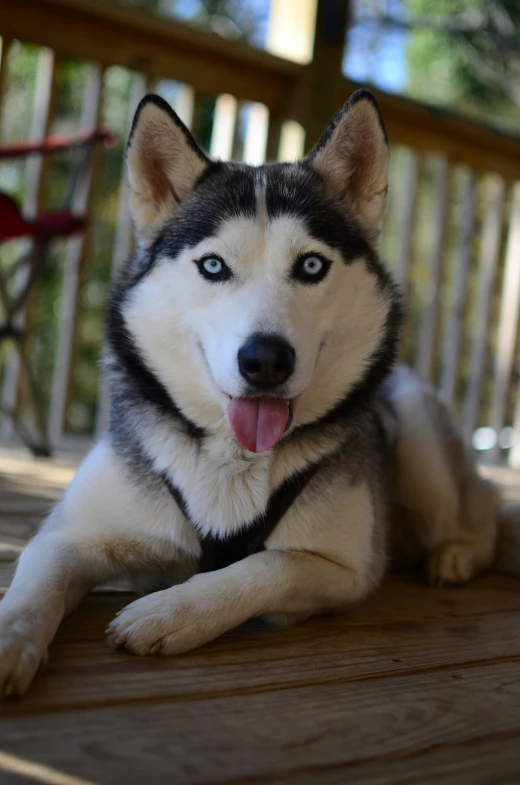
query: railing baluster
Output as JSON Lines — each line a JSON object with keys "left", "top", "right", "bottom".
{"left": 231, "top": 101, "right": 246, "bottom": 161}
{"left": 173, "top": 85, "right": 195, "bottom": 130}
{"left": 243, "top": 103, "right": 268, "bottom": 165}
{"left": 440, "top": 169, "right": 476, "bottom": 407}
{"left": 0, "top": 46, "right": 56, "bottom": 441}
{"left": 395, "top": 150, "right": 419, "bottom": 288}
{"left": 462, "top": 175, "right": 504, "bottom": 439}
{"left": 0, "top": 38, "right": 12, "bottom": 127}
{"left": 94, "top": 71, "right": 150, "bottom": 439}
{"left": 266, "top": 111, "right": 283, "bottom": 162}
{"left": 278, "top": 119, "right": 305, "bottom": 162}
{"left": 209, "top": 94, "right": 237, "bottom": 161}
{"left": 415, "top": 156, "right": 450, "bottom": 382}
{"left": 47, "top": 63, "right": 103, "bottom": 447}
{"left": 488, "top": 182, "right": 520, "bottom": 464}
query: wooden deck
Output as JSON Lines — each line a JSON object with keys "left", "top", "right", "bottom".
{"left": 1, "top": 447, "right": 520, "bottom": 784}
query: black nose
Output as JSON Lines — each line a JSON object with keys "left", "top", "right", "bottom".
{"left": 238, "top": 335, "right": 295, "bottom": 388}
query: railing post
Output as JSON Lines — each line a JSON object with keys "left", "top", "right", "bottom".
{"left": 415, "top": 156, "right": 450, "bottom": 382}
{"left": 300, "top": 0, "right": 351, "bottom": 150}
{"left": 95, "top": 72, "right": 151, "bottom": 439}
{"left": 489, "top": 183, "right": 520, "bottom": 464}
{"left": 47, "top": 63, "right": 104, "bottom": 447}
{"left": 210, "top": 94, "right": 237, "bottom": 161}
{"left": 440, "top": 169, "right": 476, "bottom": 407}
{"left": 462, "top": 175, "right": 504, "bottom": 440}
{"left": 266, "top": 0, "right": 350, "bottom": 154}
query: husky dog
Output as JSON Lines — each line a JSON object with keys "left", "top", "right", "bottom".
{"left": 0, "top": 90, "right": 514, "bottom": 697}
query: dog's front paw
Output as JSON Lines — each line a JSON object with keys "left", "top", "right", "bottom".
{"left": 0, "top": 610, "right": 49, "bottom": 697}
{"left": 105, "top": 586, "right": 225, "bottom": 656}
{"left": 426, "top": 542, "right": 477, "bottom": 587}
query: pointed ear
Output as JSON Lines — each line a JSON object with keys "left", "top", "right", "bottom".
{"left": 307, "top": 89, "right": 389, "bottom": 238}
{"left": 126, "top": 94, "right": 210, "bottom": 242}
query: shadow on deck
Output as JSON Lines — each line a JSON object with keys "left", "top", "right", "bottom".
{"left": 0, "top": 445, "right": 520, "bottom": 785}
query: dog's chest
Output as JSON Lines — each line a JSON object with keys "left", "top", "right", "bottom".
{"left": 169, "top": 433, "right": 276, "bottom": 538}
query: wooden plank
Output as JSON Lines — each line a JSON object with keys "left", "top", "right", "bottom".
{"left": 508, "top": 379, "right": 520, "bottom": 469}
{"left": 1, "top": 663, "right": 520, "bottom": 784}
{"left": 300, "top": 0, "right": 350, "bottom": 148}
{"left": 47, "top": 63, "right": 104, "bottom": 447}
{"left": 2, "top": 1, "right": 520, "bottom": 178}
{"left": 439, "top": 169, "right": 476, "bottom": 405}
{"left": 0, "top": 47, "right": 56, "bottom": 442}
{"left": 462, "top": 175, "right": 505, "bottom": 438}
{"left": 489, "top": 183, "right": 520, "bottom": 463}
{"left": 360, "top": 81, "right": 520, "bottom": 182}
{"left": 277, "top": 119, "right": 305, "bottom": 163}
{"left": 415, "top": 156, "right": 449, "bottom": 381}
{"left": 0, "top": 38, "right": 12, "bottom": 104}
{"left": 172, "top": 84, "right": 195, "bottom": 130}
{"left": 259, "top": 736, "right": 520, "bottom": 785}
{"left": 209, "top": 93, "right": 237, "bottom": 161}
{"left": 243, "top": 103, "right": 269, "bottom": 165}
{"left": 109, "top": 72, "right": 150, "bottom": 276}
{"left": 0, "top": 0, "right": 301, "bottom": 114}
{"left": 266, "top": 0, "right": 317, "bottom": 64}
{"left": 95, "top": 71, "right": 150, "bottom": 438}
{"left": 395, "top": 149, "right": 419, "bottom": 288}
{"left": 0, "top": 751, "right": 97, "bottom": 785}
{"left": 265, "top": 111, "right": 283, "bottom": 162}
{"left": 4, "top": 577, "right": 520, "bottom": 714}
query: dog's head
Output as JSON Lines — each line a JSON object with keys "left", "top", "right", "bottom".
{"left": 114, "top": 90, "right": 401, "bottom": 452}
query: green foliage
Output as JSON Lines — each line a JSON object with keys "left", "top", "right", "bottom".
{"left": 403, "top": 0, "right": 520, "bottom": 131}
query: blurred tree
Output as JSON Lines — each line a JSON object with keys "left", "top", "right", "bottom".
{"left": 356, "top": 0, "right": 520, "bottom": 131}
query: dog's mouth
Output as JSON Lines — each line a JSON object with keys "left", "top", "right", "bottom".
{"left": 228, "top": 397, "right": 293, "bottom": 453}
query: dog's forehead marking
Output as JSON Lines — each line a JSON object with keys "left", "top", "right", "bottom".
{"left": 255, "top": 169, "right": 267, "bottom": 233}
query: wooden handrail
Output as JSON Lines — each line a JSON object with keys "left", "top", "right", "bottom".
{"left": 0, "top": 0, "right": 301, "bottom": 113}
{"left": 1, "top": 0, "right": 520, "bottom": 179}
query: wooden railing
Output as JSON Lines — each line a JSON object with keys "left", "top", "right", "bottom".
{"left": 1, "top": 0, "right": 520, "bottom": 466}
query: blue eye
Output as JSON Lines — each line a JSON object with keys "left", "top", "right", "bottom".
{"left": 203, "top": 258, "right": 222, "bottom": 275}
{"left": 302, "top": 256, "right": 323, "bottom": 276}
{"left": 292, "top": 253, "right": 331, "bottom": 285}
{"left": 195, "top": 255, "right": 233, "bottom": 282}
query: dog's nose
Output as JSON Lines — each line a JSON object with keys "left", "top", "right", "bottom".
{"left": 238, "top": 335, "right": 295, "bottom": 388}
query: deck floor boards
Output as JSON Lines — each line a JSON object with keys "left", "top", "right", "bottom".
{"left": 0, "top": 446, "right": 519, "bottom": 784}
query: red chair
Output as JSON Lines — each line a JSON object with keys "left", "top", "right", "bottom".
{"left": 0, "top": 127, "right": 115, "bottom": 455}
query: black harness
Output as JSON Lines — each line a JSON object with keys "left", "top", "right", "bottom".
{"left": 162, "top": 461, "right": 320, "bottom": 572}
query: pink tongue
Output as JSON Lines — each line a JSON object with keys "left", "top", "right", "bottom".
{"left": 228, "top": 397, "right": 290, "bottom": 452}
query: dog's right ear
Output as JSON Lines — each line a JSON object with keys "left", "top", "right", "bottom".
{"left": 126, "top": 95, "right": 210, "bottom": 243}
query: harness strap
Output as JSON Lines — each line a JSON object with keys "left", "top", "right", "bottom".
{"left": 162, "top": 461, "right": 320, "bottom": 572}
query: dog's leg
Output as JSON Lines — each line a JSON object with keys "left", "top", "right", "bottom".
{"left": 0, "top": 439, "right": 196, "bottom": 696}
{"left": 107, "top": 478, "right": 382, "bottom": 655}
{"left": 106, "top": 550, "right": 370, "bottom": 655}
{"left": 0, "top": 521, "right": 113, "bottom": 697}
{"left": 386, "top": 368, "right": 499, "bottom": 586}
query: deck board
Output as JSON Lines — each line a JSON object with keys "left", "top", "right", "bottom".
{"left": 0, "top": 446, "right": 520, "bottom": 784}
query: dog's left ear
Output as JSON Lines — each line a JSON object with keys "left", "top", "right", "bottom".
{"left": 308, "top": 89, "right": 389, "bottom": 237}
{"left": 126, "top": 94, "right": 210, "bottom": 243}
